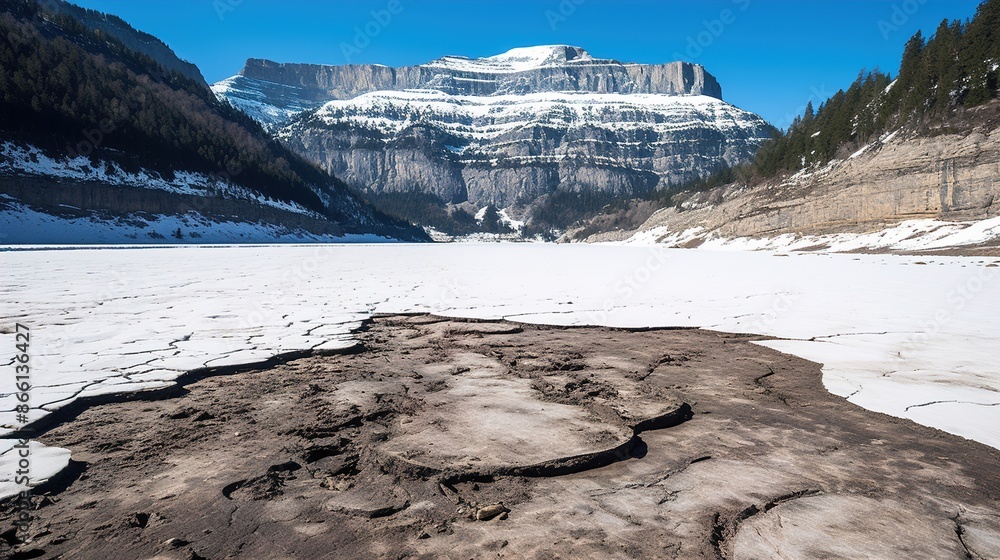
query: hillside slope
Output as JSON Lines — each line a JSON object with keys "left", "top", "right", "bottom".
{"left": 589, "top": 100, "right": 1000, "bottom": 253}
{"left": 0, "top": 0, "right": 427, "bottom": 243}
{"left": 42, "top": 0, "right": 207, "bottom": 86}
{"left": 582, "top": 0, "right": 1000, "bottom": 253}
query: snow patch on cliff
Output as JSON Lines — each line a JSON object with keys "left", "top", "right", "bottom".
{"left": 426, "top": 45, "right": 598, "bottom": 73}
{"left": 302, "top": 90, "right": 767, "bottom": 143}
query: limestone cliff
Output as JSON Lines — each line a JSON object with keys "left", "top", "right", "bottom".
{"left": 213, "top": 47, "right": 772, "bottom": 212}
{"left": 589, "top": 101, "right": 1000, "bottom": 250}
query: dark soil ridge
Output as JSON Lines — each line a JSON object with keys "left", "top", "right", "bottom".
{"left": 2, "top": 313, "right": 698, "bottom": 510}
{"left": 4, "top": 343, "right": 366, "bottom": 443}
{"left": 1, "top": 315, "right": 998, "bottom": 560}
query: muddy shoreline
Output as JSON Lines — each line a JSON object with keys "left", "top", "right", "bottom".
{"left": 2, "top": 315, "right": 999, "bottom": 559}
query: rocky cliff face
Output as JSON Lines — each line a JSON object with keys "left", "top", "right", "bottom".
{"left": 591, "top": 100, "right": 1000, "bottom": 250}
{"left": 279, "top": 89, "right": 767, "bottom": 208}
{"left": 215, "top": 47, "right": 771, "bottom": 214}
{"left": 229, "top": 46, "right": 722, "bottom": 114}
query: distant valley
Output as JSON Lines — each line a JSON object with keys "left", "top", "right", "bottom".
{"left": 2, "top": 0, "right": 999, "bottom": 249}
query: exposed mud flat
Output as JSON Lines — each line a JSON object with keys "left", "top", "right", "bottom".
{"left": 2, "top": 315, "right": 999, "bottom": 559}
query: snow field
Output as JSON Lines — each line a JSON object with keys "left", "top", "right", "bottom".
{"left": 1, "top": 244, "right": 998, "bottom": 498}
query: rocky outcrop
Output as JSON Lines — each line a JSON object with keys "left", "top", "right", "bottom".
{"left": 599, "top": 101, "right": 1000, "bottom": 247}
{"left": 0, "top": 175, "right": 344, "bottom": 235}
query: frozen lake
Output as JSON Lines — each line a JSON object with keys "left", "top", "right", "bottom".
{"left": 2, "top": 244, "right": 999, "bottom": 496}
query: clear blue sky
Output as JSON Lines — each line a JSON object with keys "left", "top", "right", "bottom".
{"left": 70, "top": 0, "right": 984, "bottom": 128}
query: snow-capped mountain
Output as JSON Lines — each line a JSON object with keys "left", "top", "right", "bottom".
{"left": 428, "top": 44, "right": 600, "bottom": 73}
{"left": 214, "top": 46, "right": 772, "bottom": 226}
{"left": 214, "top": 45, "right": 726, "bottom": 131}
{"left": 281, "top": 89, "right": 770, "bottom": 208}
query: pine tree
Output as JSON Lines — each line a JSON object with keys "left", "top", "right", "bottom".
{"left": 897, "top": 31, "right": 930, "bottom": 120}
{"left": 962, "top": 0, "right": 1000, "bottom": 105}
{"left": 479, "top": 206, "right": 511, "bottom": 234}
{"left": 924, "top": 19, "right": 965, "bottom": 112}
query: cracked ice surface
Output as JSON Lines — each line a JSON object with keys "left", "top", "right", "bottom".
{"left": 1, "top": 244, "right": 999, "bottom": 499}
{"left": 0, "top": 440, "right": 71, "bottom": 497}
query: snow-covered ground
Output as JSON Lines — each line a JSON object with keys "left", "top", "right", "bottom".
{"left": 2, "top": 245, "right": 999, "bottom": 498}
{"left": 0, "top": 200, "right": 394, "bottom": 245}
{"left": 625, "top": 216, "right": 1000, "bottom": 252}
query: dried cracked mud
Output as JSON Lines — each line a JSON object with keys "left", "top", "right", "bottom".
{"left": 2, "top": 315, "right": 1000, "bottom": 559}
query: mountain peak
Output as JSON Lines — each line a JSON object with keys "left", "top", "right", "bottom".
{"left": 484, "top": 45, "right": 593, "bottom": 65}
{"left": 427, "top": 45, "right": 598, "bottom": 73}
